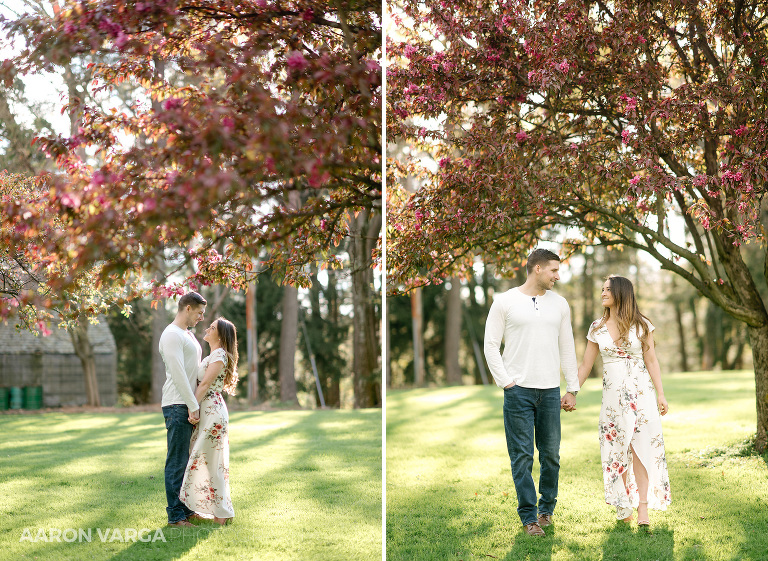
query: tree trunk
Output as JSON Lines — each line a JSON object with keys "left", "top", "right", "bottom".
{"left": 673, "top": 299, "right": 689, "bottom": 373}
{"left": 581, "top": 251, "right": 600, "bottom": 378}
{"left": 670, "top": 276, "right": 689, "bottom": 373}
{"left": 349, "top": 209, "right": 381, "bottom": 408}
{"left": 151, "top": 299, "right": 168, "bottom": 403}
{"left": 278, "top": 283, "right": 299, "bottom": 404}
{"left": 246, "top": 280, "right": 259, "bottom": 404}
{"left": 444, "top": 276, "right": 462, "bottom": 385}
{"left": 386, "top": 301, "right": 392, "bottom": 389}
{"left": 689, "top": 297, "right": 704, "bottom": 369}
{"left": 70, "top": 316, "right": 100, "bottom": 406}
{"left": 747, "top": 325, "right": 768, "bottom": 453}
{"left": 411, "top": 286, "right": 425, "bottom": 386}
{"left": 326, "top": 267, "right": 341, "bottom": 407}
{"left": 466, "top": 272, "right": 484, "bottom": 385}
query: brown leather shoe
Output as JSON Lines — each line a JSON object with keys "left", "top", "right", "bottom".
{"left": 167, "top": 520, "right": 194, "bottom": 527}
{"left": 538, "top": 514, "right": 552, "bottom": 527}
{"left": 524, "top": 522, "right": 545, "bottom": 536}
{"left": 186, "top": 514, "right": 207, "bottom": 523}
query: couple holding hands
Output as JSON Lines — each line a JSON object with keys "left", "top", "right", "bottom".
{"left": 159, "top": 291, "right": 240, "bottom": 527}
{"left": 484, "top": 249, "right": 671, "bottom": 537}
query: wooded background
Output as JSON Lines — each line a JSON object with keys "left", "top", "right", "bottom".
{"left": 387, "top": 245, "right": 758, "bottom": 389}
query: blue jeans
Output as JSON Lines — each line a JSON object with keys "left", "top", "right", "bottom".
{"left": 163, "top": 404, "right": 196, "bottom": 523}
{"left": 503, "top": 385, "right": 561, "bottom": 526}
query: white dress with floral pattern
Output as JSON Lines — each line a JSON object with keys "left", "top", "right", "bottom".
{"left": 180, "top": 347, "right": 234, "bottom": 518}
{"left": 587, "top": 320, "right": 671, "bottom": 518}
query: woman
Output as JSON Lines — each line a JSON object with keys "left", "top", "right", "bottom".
{"left": 577, "top": 276, "right": 671, "bottom": 526}
{"left": 180, "top": 317, "right": 239, "bottom": 525}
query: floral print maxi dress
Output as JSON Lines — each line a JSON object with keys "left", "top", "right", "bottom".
{"left": 180, "top": 347, "right": 234, "bottom": 518}
{"left": 587, "top": 321, "right": 671, "bottom": 519}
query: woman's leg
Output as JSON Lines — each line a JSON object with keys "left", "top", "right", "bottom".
{"left": 630, "top": 443, "right": 649, "bottom": 523}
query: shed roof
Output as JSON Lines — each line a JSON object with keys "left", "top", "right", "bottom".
{"left": 0, "top": 316, "right": 116, "bottom": 355}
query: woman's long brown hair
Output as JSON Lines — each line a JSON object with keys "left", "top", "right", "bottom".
{"left": 215, "top": 317, "right": 239, "bottom": 395}
{"left": 591, "top": 275, "right": 652, "bottom": 351}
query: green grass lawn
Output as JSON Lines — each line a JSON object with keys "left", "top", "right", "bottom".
{"left": 0, "top": 408, "right": 381, "bottom": 561}
{"left": 386, "top": 370, "right": 768, "bottom": 561}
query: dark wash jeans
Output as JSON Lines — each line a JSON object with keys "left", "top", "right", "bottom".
{"left": 503, "top": 385, "right": 562, "bottom": 526}
{"left": 163, "top": 404, "right": 196, "bottom": 523}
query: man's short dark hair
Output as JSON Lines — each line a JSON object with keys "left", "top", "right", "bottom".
{"left": 526, "top": 248, "right": 560, "bottom": 274}
{"left": 178, "top": 291, "right": 207, "bottom": 311}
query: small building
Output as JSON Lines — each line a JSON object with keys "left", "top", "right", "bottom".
{"left": 0, "top": 317, "right": 117, "bottom": 407}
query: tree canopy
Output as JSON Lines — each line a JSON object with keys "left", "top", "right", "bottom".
{"left": 1, "top": 0, "right": 381, "bottom": 319}
{"left": 388, "top": 0, "right": 768, "bottom": 450}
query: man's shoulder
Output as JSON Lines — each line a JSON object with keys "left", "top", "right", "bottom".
{"left": 160, "top": 324, "right": 188, "bottom": 343}
{"left": 491, "top": 287, "right": 519, "bottom": 304}
{"left": 547, "top": 290, "right": 569, "bottom": 305}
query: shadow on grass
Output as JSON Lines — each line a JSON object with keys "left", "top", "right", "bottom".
{"left": 14, "top": 523, "right": 214, "bottom": 561}
{"left": 502, "top": 524, "right": 556, "bottom": 561}
{"left": 386, "top": 484, "right": 494, "bottom": 561}
{"left": 4, "top": 409, "right": 382, "bottom": 559}
{"left": 598, "top": 521, "right": 674, "bottom": 561}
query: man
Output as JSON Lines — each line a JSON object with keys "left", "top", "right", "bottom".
{"left": 159, "top": 291, "right": 207, "bottom": 527}
{"left": 484, "top": 248, "right": 580, "bottom": 537}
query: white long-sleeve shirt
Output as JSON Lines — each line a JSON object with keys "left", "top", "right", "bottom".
{"left": 159, "top": 324, "right": 202, "bottom": 411}
{"left": 483, "top": 287, "right": 580, "bottom": 393}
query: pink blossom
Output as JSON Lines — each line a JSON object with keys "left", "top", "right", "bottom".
{"left": 438, "top": 157, "right": 450, "bottom": 168}
{"left": 60, "top": 192, "right": 81, "bottom": 209}
{"left": 620, "top": 94, "right": 638, "bottom": 114}
{"left": 404, "top": 45, "right": 417, "bottom": 59}
{"left": 302, "top": 8, "right": 314, "bottom": 21}
{"left": 638, "top": 35, "right": 646, "bottom": 44}
{"left": 731, "top": 125, "right": 748, "bottom": 136}
{"left": 36, "top": 321, "right": 52, "bottom": 337}
{"left": 516, "top": 131, "right": 528, "bottom": 142}
{"left": 142, "top": 198, "right": 157, "bottom": 212}
{"left": 92, "top": 171, "right": 106, "bottom": 186}
{"left": 286, "top": 51, "right": 309, "bottom": 71}
{"left": 621, "top": 130, "right": 632, "bottom": 144}
{"left": 557, "top": 59, "right": 570, "bottom": 72}
{"left": 115, "top": 31, "right": 129, "bottom": 50}
{"left": 163, "top": 97, "right": 184, "bottom": 111}
{"left": 630, "top": 176, "right": 641, "bottom": 186}
{"left": 222, "top": 116, "right": 235, "bottom": 132}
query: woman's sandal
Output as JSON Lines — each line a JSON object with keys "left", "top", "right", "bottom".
{"left": 637, "top": 501, "right": 650, "bottom": 527}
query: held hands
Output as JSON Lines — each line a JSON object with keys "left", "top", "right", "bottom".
{"left": 657, "top": 395, "right": 669, "bottom": 416}
{"left": 188, "top": 409, "right": 200, "bottom": 424}
{"left": 561, "top": 392, "right": 576, "bottom": 412}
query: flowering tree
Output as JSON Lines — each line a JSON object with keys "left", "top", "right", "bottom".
{"left": 388, "top": 0, "right": 768, "bottom": 450}
{"left": 1, "top": 0, "right": 381, "bottom": 308}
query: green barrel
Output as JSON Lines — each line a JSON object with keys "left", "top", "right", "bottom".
{"left": 9, "top": 387, "right": 23, "bottom": 409}
{"left": 23, "top": 386, "right": 43, "bottom": 410}
{"left": 0, "top": 387, "right": 8, "bottom": 411}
